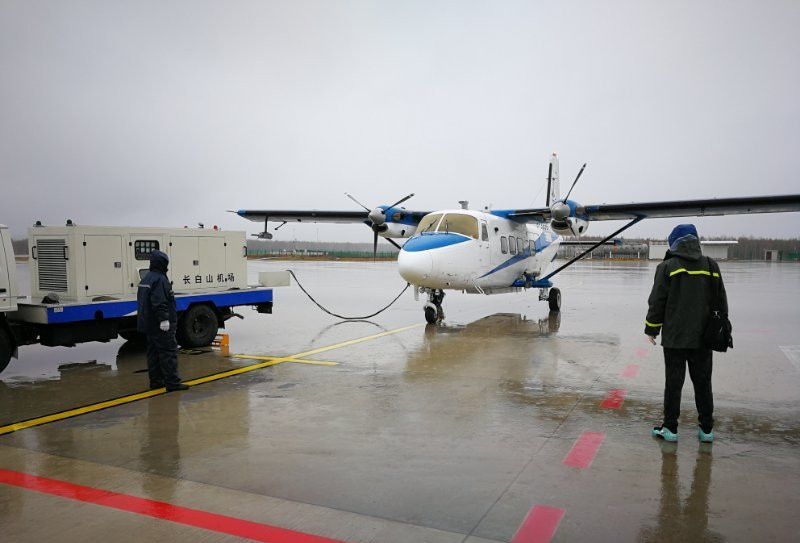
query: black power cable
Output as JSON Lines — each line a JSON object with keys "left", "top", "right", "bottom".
{"left": 286, "top": 270, "right": 410, "bottom": 320}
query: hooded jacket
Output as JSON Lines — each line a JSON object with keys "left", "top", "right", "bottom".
{"left": 644, "top": 238, "right": 728, "bottom": 349}
{"left": 137, "top": 250, "right": 177, "bottom": 334}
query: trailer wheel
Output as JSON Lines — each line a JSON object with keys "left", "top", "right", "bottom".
{"left": 177, "top": 305, "right": 219, "bottom": 348}
{"left": 119, "top": 330, "right": 146, "bottom": 344}
{"left": 0, "top": 328, "right": 13, "bottom": 374}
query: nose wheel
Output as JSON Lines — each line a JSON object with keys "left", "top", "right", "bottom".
{"left": 423, "top": 289, "right": 445, "bottom": 323}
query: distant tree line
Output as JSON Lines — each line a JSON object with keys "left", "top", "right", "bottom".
{"left": 246, "top": 239, "right": 399, "bottom": 254}
{"left": 721, "top": 237, "right": 799, "bottom": 260}
{"left": 10, "top": 236, "right": 799, "bottom": 261}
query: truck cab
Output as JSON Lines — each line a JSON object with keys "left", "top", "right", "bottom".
{"left": 0, "top": 225, "right": 19, "bottom": 313}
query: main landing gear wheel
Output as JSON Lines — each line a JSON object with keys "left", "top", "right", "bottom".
{"left": 548, "top": 287, "right": 562, "bottom": 312}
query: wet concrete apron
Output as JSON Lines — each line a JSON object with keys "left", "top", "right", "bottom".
{"left": 1, "top": 260, "right": 798, "bottom": 542}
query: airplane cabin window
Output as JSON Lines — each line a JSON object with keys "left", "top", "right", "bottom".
{"left": 437, "top": 214, "right": 479, "bottom": 239}
{"left": 509, "top": 236, "right": 517, "bottom": 255}
{"left": 518, "top": 238, "right": 524, "bottom": 254}
{"left": 417, "top": 213, "right": 443, "bottom": 234}
{"left": 501, "top": 236, "right": 508, "bottom": 254}
{"left": 481, "top": 223, "right": 489, "bottom": 241}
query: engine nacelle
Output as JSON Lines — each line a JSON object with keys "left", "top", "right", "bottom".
{"left": 550, "top": 217, "right": 589, "bottom": 237}
{"left": 380, "top": 222, "right": 417, "bottom": 239}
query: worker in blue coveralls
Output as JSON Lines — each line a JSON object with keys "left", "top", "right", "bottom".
{"left": 645, "top": 224, "right": 726, "bottom": 443}
{"left": 137, "top": 250, "right": 189, "bottom": 392}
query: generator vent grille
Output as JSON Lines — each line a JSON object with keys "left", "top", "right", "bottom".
{"left": 37, "top": 238, "right": 68, "bottom": 292}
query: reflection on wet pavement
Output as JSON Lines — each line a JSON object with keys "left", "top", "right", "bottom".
{"left": 0, "top": 260, "right": 798, "bottom": 541}
{"left": 639, "top": 442, "right": 723, "bottom": 542}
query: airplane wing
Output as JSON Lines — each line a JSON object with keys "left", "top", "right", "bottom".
{"left": 234, "top": 209, "right": 432, "bottom": 225}
{"left": 507, "top": 194, "right": 800, "bottom": 222}
{"left": 236, "top": 210, "right": 371, "bottom": 224}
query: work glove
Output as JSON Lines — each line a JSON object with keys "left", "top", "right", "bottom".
{"left": 160, "top": 320, "right": 170, "bottom": 332}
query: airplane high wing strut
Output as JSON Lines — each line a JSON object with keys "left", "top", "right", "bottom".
{"left": 541, "top": 217, "right": 644, "bottom": 282}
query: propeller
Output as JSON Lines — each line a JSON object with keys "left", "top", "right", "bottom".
{"left": 345, "top": 192, "right": 414, "bottom": 257}
{"left": 563, "top": 163, "right": 586, "bottom": 201}
{"left": 550, "top": 163, "right": 587, "bottom": 237}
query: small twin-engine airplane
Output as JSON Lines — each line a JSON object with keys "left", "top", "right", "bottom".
{"left": 236, "top": 155, "right": 800, "bottom": 323}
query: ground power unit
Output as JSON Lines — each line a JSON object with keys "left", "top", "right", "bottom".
{"left": 28, "top": 224, "right": 248, "bottom": 303}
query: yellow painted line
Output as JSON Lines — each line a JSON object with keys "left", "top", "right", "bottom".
{"left": 0, "top": 389, "right": 164, "bottom": 436}
{"left": 230, "top": 354, "right": 338, "bottom": 366}
{"left": 291, "top": 323, "right": 424, "bottom": 359}
{"left": 286, "top": 359, "right": 338, "bottom": 366}
{"left": 230, "top": 354, "right": 288, "bottom": 362}
{"left": 183, "top": 359, "right": 287, "bottom": 386}
{"left": 0, "top": 323, "right": 421, "bottom": 436}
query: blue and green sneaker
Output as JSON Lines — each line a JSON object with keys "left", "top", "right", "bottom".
{"left": 698, "top": 428, "right": 714, "bottom": 442}
{"left": 652, "top": 426, "right": 678, "bottom": 442}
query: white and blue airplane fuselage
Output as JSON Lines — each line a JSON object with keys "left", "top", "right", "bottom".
{"left": 397, "top": 209, "right": 562, "bottom": 292}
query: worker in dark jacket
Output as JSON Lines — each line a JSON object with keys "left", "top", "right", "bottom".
{"left": 137, "top": 250, "right": 188, "bottom": 391}
{"left": 645, "top": 224, "right": 727, "bottom": 443}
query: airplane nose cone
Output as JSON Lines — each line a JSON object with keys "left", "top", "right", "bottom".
{"left": 398, "top": 248, "right": 433, "bottom": 284}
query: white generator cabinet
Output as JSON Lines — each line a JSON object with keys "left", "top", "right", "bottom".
{"left": 28, "top": 225, "right": 248, "bottom": 302}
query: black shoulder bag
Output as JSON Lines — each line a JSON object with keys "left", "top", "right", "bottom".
{"left": 703, "top": 257, "right": 733, "bottom": 352}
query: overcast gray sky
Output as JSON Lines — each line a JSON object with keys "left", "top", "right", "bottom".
{"left": 2, "top": 0, "right": 798, "bottom": 243}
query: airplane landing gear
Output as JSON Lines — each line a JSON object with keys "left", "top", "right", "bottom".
{"left": 539, "top": 287, "right": 561, "bottom": 312}
{"left": 423, "top": 289, "right": 445, "bottom": 323}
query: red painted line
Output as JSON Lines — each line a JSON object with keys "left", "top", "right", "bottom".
{"left": 621, "top": 364, "right": 640, "bottom": 378}
{"left": 512, "top": 504, "right": 565, "bottom": 543}
{"left": 634, "top": 347, "right": 649, "bottom": 358}
{"left": 562, "top": 432, "right": 605, "bottom": 469}
{"left": 600, "top": 389, "right": 627, "bottom": 409}
{"left": 0, "top": 468, "right": 345, "bottom": 543}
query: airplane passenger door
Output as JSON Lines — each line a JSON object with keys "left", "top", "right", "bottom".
{"left": 479, "top": 221, "right": 491, "bottom": 268}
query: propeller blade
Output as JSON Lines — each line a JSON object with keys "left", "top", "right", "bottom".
{"left": 345, "top": 192, "right": 371, "bottom": 212}
{"left": 373, "top": 230, "right": 378, "bottom": 259}
{"left": 546, "top": 162, "right": 553, "bottom": 207}
{"left": 563, "top": 163, "right": 586, "bottom": 201}
{"left": 387, "top": 193, "right": 415, "bottom": 210}
{"left": 385, "top": 237, "right": 402, "bottom": 250}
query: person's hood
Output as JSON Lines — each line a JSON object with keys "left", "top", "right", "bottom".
{"left": 668, "top": 224, "right": 698, "bottom": 251}
{"left": 149, "top": 250, "right": 169, "bottom": 273}
{"left": 664, "top": 237, "right": 703, "bottom": 261}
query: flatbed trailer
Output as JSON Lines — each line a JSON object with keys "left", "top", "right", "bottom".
{"left": 0, "top": 222, "right": 282, "bottom": 373}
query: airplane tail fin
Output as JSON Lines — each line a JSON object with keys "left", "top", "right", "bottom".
{"left": 546, "top": 153, "right": 560, "bottom": 207}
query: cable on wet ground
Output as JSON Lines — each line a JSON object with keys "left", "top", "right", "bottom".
{"left": 286, "top": 269, "right": 410, "bottom": 320}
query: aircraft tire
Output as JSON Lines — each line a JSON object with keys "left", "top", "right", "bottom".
{"left": 424, "top": 306, "right": 438, "bottom": 324}
{"left": 548, "top": 288, "right": 562, "bottom": 312}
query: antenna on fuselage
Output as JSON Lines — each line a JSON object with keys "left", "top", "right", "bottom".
{"left": 458, "top": 200, "right": 469, "bottom": 210}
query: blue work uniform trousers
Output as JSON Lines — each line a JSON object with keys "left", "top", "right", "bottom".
{"left": 662, "top": 347, "right": 714, "bottom": 434}
{"left": 146, "top": 331, "right": 181, "bottom": 388}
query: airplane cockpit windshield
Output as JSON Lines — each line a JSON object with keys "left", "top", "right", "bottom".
{"left": 417, "top": 213, "right": 443, "bottom": 234}
{"left": 417, "top": 213, "right": 479, "bottom": 239}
